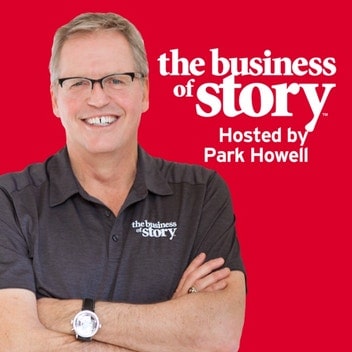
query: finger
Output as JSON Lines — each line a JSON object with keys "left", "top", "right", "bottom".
{"left": 185, "top": 257, "right": 225, "bottom": 286}
{"left": 178, "top": 258, "right": 226, "bottom": 295}
{"left": 173, "top": 253, "right": 206, "bottom": 296}
{"left": 193, "top": 267, "right": 230, "bottom": 292}
{"left": 176, "top": 253, "right": 206, "bottom": 289}
{"left": 173, "top": 255, "right": 226, "bottom": 298}
{"left": 203, "top": 279, "right": 228, "bottom": 292}
{"left": 182, "top": 253, "right": 207, "bottom": 277}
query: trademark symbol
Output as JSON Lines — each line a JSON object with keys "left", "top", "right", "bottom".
{"left": 322, "top": 112, "right": 329, "bottom": 117}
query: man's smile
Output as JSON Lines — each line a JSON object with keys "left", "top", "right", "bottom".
{"left": 84, "top": 115, "right": 118, "bottom": 126}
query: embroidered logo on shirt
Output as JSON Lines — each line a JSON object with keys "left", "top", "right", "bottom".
{"left": 131, "top": 220, "right": 177, "bottom": 240}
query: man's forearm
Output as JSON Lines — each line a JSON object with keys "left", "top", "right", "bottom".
{"left": 94, "top": 271, "right": 245, "bottom": 352}
{"left": 30, "top": 333, "right": 137, "bottom": 352}
{"left": 0, "top": 288, "right": 135, "bottom": 352}
{"left": 38, "top": 271, "right": 245, "bottom": 352}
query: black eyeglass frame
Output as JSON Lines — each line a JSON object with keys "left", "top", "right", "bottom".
{"left": 57, "top": 72, "right": 145, "bottom": 89}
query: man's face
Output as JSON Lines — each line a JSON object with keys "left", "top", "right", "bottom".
{"left": 51, "top": 31, "right": 149, "bottom": 156}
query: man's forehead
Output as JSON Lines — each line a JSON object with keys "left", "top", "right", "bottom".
{"left": 59, "top": 31, "right": 134, "bottom": 75}
{"left": 62, "top": 30, "right": 129, "bottom": 52}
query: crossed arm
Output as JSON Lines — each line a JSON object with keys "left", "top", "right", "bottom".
{"left": 0, "top": 253, "right": 246, "bottom": 352}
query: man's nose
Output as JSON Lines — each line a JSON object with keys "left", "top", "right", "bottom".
{"left": 87, "top": 82, "right": 110, "bottom": 106}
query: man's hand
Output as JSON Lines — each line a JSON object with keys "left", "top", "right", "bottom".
{"left": 172, "top": 253, "right": 230, "bottom": 298}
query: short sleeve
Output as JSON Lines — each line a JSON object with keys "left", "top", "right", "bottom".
{"left": 192, "top": 172, "right": 245, "bottom": 274}
{"left": 0, "top": 187, "right": 36, "bottom": 292}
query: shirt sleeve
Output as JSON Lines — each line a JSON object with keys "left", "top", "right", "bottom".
{"left": 0, "top": 187, "right": 36, "bottom": 292}
{"left": 192, "top": 171, "right": 246, "bottom": 274}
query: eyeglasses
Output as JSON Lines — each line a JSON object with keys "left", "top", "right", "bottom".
{"left": 57, "top": 72, "right": 145, "bottom": 97}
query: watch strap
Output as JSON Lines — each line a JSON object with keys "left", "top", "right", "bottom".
{"left": 77, "top": 298, "right": 96, "bottom": 342}
{"left": 82, "top": 298, "right": 95, "bottom": 312}
{"left": 78, "top": 335, "right": 92, "bottom": 342}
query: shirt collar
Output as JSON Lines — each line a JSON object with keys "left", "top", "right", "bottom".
{"left": 48, "top": 148, "right": 80, "bottom": 207}
{"left": 135, "top": 146, "right": 173, "bottom": 196}
{"left": 49, "top": 146, "right": 173, "bottom": 207}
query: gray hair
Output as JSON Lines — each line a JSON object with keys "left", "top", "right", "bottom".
{"left": 49, "top": 12, "right": 149, "bottom": 83}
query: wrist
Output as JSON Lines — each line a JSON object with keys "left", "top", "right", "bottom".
{"left": 71, "top": 298, "right": 102, "bottom": 341}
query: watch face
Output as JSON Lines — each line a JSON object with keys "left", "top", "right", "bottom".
{"left": 72, "top": 310, "right": 100, "bottom": 338}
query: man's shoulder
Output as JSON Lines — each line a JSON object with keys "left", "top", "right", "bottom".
{"left": 147, "top": 152, "right": 217, "bottom": 186}
{"left": 0, "top": 149, "right": 68, "bottom": 196}
{"left": 0, "top": 162, "right": 48, "bottom": 195}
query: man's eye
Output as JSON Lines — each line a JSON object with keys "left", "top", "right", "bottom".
{"left": 110, "top": 77, "right": 127, "bottom": 86}
{"left": 106, "top": 76, "right": 129, "bottom": 87}
{"left": 112, "top": 79, "right": 123, "bottom": 85}
{"left": 71, "top": 80, "right": 89, "bottom": 88}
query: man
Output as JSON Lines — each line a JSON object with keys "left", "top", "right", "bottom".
{"left": 0, "top": 12, "right": 246, "bottom": 351}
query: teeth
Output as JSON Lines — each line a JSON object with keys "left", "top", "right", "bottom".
{"left": 86, "top": 116, "right": 117, "bottom": 126}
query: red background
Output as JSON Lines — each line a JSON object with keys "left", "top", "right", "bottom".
{"left": 1, "top": 1, "right": 350, "bottom": 350}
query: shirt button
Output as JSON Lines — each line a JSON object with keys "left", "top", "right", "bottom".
{"left": 112, "top": 235, "right": 118, "bottom": 242}
{"left": 105, "top": 210, "right": 111, "bottom": 217}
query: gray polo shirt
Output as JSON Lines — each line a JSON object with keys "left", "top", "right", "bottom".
{"left": 0, "top": 147, "right": 245, "bottom": 303}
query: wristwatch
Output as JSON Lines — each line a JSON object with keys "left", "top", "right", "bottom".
{"left": 71, "top": 298, "right": 101, "bottom": 341}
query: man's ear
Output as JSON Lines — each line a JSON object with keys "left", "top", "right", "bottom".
{"left": 142, "top": 78, "right": 150, "bottom": 113}
{"left": 50, "top": 86, "right": 60, "bottom": 118}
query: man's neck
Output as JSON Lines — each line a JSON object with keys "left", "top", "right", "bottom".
{"left": 67, "top": 145, "right": 138, "bottom": 215}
